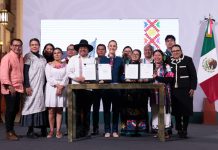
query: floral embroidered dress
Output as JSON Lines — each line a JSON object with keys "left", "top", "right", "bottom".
{"left": 151, "top": 63, "right": 174, "bottom": 131}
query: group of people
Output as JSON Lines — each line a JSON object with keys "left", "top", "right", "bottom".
{"left": 0, "top": 38, "right": 71, "bottom": 140}
{"left": 0, "top": 34, "right": 197, "bottom": 141}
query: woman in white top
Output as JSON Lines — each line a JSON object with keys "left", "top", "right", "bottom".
{"left": 45, "top": 47, "right": 68, "bottom": 138}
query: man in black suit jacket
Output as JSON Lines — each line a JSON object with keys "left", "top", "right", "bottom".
{"left": 91, "top": 44, "right": 107, "bottom": 135}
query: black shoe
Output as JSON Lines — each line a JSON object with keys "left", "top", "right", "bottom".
{"left": 26, "top": 132, "right": 38, "bottom": 139}
{"left": 177, "top": 130, "right": 183, "bottom": 138}
{"left": 85, "top": 129, "right": 91, "bottom": 137}
{"left": 91, "top": 129, "right": 99, "bottom": 135}
{"left": 182, "top": 131, "right": 188, "bottom": 138}
{"left": 34, "top": 132, "right": 47, "bottom": 137}
{"left": 76, "top": 129, "right": 89, "bottom": 138}
{"left": 64, "top": 131, "right": 68, "bottom": 136}
{"left": 168, "top": 129, "right": 173, "bottom": 135}
{"left": 40, "top": 128, "right": 47, "bottom": 137}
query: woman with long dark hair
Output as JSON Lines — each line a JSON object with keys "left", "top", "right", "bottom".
{"left": 43, "top": 43, "right": 55, "bottom": 62}
{"left": 45, "top": 48, "right": 68, "bottom": 138}
{"left": 151, "top": 49, "right": 174, "bottom": 139}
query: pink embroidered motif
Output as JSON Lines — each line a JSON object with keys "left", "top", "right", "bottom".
{"left": 53, "top": 63, "right": 65, "bottom": 69}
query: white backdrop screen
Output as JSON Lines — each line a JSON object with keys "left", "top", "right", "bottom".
{"left": 41, "top": 19, "right": 179, "bottom": 57}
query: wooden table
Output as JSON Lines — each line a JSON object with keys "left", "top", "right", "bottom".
{"left": 67, "top": 83, "right": 165, "bottom": 142}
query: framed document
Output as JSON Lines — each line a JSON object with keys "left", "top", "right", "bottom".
{"left": 125, "top": 64, "right": 139, "bottom": 79}
{"left": 140, "top": 64, "right": 153, "bottom": 79}
{"left": 83, "top": 63, "right": 96, "bottom": 80}
{"left": 98, "top": 64, "right": 112, "bottom": 80}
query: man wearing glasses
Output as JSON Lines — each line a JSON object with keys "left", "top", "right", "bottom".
{"left": 0, "top": 39, "right": 24, "bottom": 140}
{"left": 62, "top": 44, "right": 78, "bottom": 63}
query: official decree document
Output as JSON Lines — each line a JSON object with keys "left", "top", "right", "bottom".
{"left": 125, "top": 64, "right": 139, "bottom": 79}
{"left": 140, "top": 64, "right": 153, "bottom": 79}
{"left": 83, "top": 63, "right": 96, "bottom": 80}
{"left": 98, "top": 64, "right": 112, "bottom": 80}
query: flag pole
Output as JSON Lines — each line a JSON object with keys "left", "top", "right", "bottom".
{"left": 204, "top": 14, "right": 215, "bottom": 22}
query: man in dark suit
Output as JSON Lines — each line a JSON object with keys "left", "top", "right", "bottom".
{"left": 91, "top": 44, "right": 107, "bottom": 135}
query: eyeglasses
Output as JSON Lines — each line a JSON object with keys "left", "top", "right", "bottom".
{"left": 67, "top": 48, "right": 75, "bottom": 50}
{"left": 124, "top": 50, "right": 132, "bottom": 53}
{"left": 132, "top": 53, "right": 140, "bottom": 56}
{"left": 171, "top": 50, "right": 181, "bottom": 53}
{"left": 97, "top": 48, "right": 106, "bottom": 50}
{"left": 12, "top": 44, "right": 22, "bottom": 48}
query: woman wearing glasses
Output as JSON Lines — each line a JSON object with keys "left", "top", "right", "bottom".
{"left": 170, "top": 44, "right": 197, "bottom": 138}
{"left": 121, "top": 49, "right": 149, "bottom": 136}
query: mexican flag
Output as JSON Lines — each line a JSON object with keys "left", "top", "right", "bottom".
{"left": 198, "top": 18, "right": 218, "bottom": 102}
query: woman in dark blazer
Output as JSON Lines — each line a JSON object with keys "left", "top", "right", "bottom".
{"left": 102, "top": 40, "right": 123, "bottom": 138}
{"left": 170, "top": 44, "right": 197, "bottom": 138}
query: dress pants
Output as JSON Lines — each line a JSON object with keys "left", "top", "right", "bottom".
{"left": 92, "top": 90, "right": 102, "bottom": 131}
{"left": 102, "top": 90, "right": 120, "bottom": 133}
{"left": 4, "top": 92, "right": 21, "bottom": 132}
{"left": 75, "top": 90, "right": 93, "bottom": 137}
{"left": 175, "top": 115, "right": 189, "bottom": 132}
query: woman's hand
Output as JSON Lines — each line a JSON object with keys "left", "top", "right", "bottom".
{"left": 125, "top": 79, "right": 131, "bottom": 82}
{"left": 139, "top": 79, "right": 149, "bottom": 82}
{"left": 99, "top": 80, "right": 104, "bottom": 83}
{"left": 56, "top": 84, "right": 64, "bottom": 96}
{"left": 153, "top": 73, "right": 157, "bottom": 79}
{"left": 56, "top": 88, "right": 62, "bottom": 96}
{"left": 189, "top": 89, "right": 194, "bottom": 97}
{"left": 26, "top": 87, "right": 33, "bottom": 96}
{"left": 56, "top": 84, "right": 64, "bottom": 90}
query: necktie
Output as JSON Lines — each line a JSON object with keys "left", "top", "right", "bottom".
{"left": 79, "top": 57, "right": 82, "bottom": 76}
{"left": 96, "top": 57, "right": 100, "bottom": 81}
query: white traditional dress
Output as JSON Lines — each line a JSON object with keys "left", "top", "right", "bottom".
{"left": 45, "top": 63, "right": 68, "bottom": 107}
{"left": 21, "top": 52, "right": 48, "bottom": 128}
{"left": 151, "top": 64, "right": 174, "bottom": 131}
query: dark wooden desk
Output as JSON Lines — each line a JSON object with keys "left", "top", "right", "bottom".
{"left": 67, "top": 83, "right": 165, "bottom": 142}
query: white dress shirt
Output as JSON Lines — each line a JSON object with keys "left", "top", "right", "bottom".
{"left": 67, "top": 55, "right": 95, "bottom": 84}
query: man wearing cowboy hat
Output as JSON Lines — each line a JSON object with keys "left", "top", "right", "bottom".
{"left": 67, "top": 39, "right": 95, "bottom": 137}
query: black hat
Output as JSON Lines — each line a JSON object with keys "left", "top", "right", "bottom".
{"left": 74, "top": 39, "right": 93, "bottom": 52}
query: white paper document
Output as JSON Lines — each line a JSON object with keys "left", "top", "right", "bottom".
{"left": 98, "top": 64, "right": 112, "bottom": 80}
{"left": 140, "top": 64, "right": 153, "bottom": 79}
{"left": 125, "top": 64, "right": 139, "bottom": 79}
{"left": 83, "top": 63, "right": 96, "bottom": 80}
